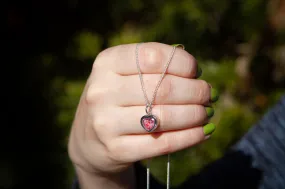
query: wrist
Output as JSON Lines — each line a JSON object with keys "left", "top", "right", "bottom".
{"left": 75, "top": 165, "right": 136, "bottom": 189}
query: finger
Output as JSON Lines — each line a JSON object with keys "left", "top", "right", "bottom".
{"left": 115, "top": 74, "right": 211, "bottom": 106}
{"left": 108, "top": 126, "right": 213, "bottom": 162}
{"left": 115, "top": 105, "right": 212, "bottom": 134}
{"left": 96, "top": 42, "right": 198, "bottom": 78}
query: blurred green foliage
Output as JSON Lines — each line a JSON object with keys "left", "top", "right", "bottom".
{"left": 3, "top": 0, "right": 285, "bottom": 188}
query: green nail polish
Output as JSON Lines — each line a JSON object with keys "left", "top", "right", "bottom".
{"left": 211, "top": 88, "right": 219, "bottom": 102}
{"left": 205, "top": 107, "right": 214, "bottom": 118}
{"left": 171, "top": 44, "right": 185, "bottom": 49}
{"left": 203, "top": 123, "right": 216, "bottom": 135}
{"left": 196, "top": 65, "right": 202, "bottom": 78}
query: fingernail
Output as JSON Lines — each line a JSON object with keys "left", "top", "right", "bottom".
{"left": 203, "top": 123, "right": 216, "bottom": 136}
{"left": 210, "top": 88, "right": 219, "bottom": 102}
{"left": 195, "top": 65, "right": 202, "bottom": 78}
{"left": 171, "top": 44, "right": 185, "bottom": 49}
{"left": 205, "top": 107, "right": 214, "bottom": 118}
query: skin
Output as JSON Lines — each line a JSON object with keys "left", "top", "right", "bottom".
{"left": 68, "top": 42, "right": 214, "bottom": 189}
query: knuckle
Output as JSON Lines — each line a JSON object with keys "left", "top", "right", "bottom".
{"left": 92, "top": 116, "right": 114, "bottom": 145}
{"left": 93, "top": 115, "right": 118, "bottom": 152}
{"left": 157, "top": 76, "right": 173, "bottom": 102}
{"left": 93, "top": 46, "right": 117, "bottom": 68}
{"left": 105, "top": 141, "right": 119, "bottom": 161}
{"left": 141, "top": 45, "right": 163, "bottom": 69}
{"left": 97, "top": 47, "right": 115, "bottom": 60}
{"left": 196, "top": 80, "right": 209, "bottom": 104}
{"left": 85, "top": 84, "right": 104, "bottom": 105}
{"left": 85, "top": 84, "right": 96, "bottom": 104}
{"left": 94, "top": 51, "right": 105, "bottom": 63}
{"left": 92, "top": 115, "right": 106, "bottom": 134}
{"left": 93, "top": 49, "right": 108, "bottom": 67}
{"left": 105, "top": 140, "right": 126, "bottom": 163}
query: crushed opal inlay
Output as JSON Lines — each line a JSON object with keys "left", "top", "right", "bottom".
{"left": 141, "top": 115, "right": 158, "bottom": 132}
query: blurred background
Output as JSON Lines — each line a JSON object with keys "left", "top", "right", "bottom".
{"left": 2, "top": 0, "right": 285, "bottom": 188}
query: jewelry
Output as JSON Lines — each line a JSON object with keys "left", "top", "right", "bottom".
{"left": 136, "top": 43, "right": 184, "bottom": 189}
{"left": 135, "top": 43, "right": 177, "bottom": 132}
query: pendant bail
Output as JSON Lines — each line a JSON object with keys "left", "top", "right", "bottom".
{"left": 145, "top": 104, "right": 152, "bottom": 115}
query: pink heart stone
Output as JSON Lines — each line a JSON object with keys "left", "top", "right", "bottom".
{"left": 141, "top": 115, "right": 158, "bottom": 132}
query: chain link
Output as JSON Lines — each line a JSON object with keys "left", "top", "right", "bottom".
{"left": 135, "top": 43, "right": 176, "bottom": 114}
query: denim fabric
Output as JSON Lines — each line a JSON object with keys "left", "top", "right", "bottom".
{"left": 233, "top": 95, "right": 285, "bottom": 189}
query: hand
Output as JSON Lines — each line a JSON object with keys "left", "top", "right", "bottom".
{"left": 68, "top": 42, "right": 218, "bottom": 188}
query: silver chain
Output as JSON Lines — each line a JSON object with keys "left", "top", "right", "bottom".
{"left": 135, "top": 43, "right": 177, "bottom": 115}
{"left": 135, "top": 43, "right": 178, "bottom": 189}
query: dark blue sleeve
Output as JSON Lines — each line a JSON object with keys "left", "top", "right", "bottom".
{"left": 232, "top": 95, "right": 285, "bottom": 189}
{"left": 178, "top": 95, "right": 285, "bottom": 189}
{"left": 72, "top": 175, "right": 80, "bottom": 189}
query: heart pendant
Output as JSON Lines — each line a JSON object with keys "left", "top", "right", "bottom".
{"left": 140, "top": 115, "right": 159, "bottom": 132}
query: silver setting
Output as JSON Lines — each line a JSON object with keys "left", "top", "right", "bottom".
{"left": 140, "top": 114, "right": 159, "bottom": 132}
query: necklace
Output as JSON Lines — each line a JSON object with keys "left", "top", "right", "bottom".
{"left": 135, "top": 43, "right": 177, "bottom": 132}
{"left": 135, "top": 43, "right": 178, "bottom": 189}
